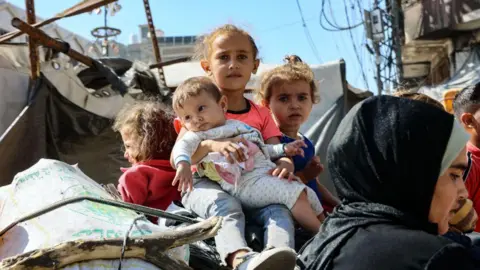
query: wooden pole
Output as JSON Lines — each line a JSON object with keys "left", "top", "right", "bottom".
{"left": 25, "top": 0, "right": 39, "bottom": 80}
{"left": 0, "top": 0, "right": 117, "bottom": 44}
{"left": 11, "top": 17, "right": 94, "bottom": 68}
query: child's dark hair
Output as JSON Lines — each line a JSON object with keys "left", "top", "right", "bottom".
{"left": 193, "top": 24, "right": 259, "bottom": 61}
{"left": 393, "top": 91, "right": 444, "bottom": 110}
{"left": 256, "top": 54, "right": 319, "bottom": 104}
{"left": 453, "top": 83, "right": 480, "bottom": 118}
{"left": 113, "top": 99, "right": 176, "bottom": 161}
{"left": 172, "top": 76, "right": 222, "bottom": 112}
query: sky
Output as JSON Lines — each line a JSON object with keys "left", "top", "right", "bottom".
{"left": 7, "top": 0, "right": 380, "bottom": 93}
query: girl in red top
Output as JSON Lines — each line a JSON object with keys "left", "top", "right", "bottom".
{"left": 113, "top": 100, "right": 180, "bottom": 223}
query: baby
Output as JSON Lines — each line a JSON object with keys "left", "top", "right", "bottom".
{"left": 172, "top": 76, "right": 324, "bottom": 233}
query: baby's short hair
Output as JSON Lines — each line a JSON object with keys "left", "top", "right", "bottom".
{"left": 172, "top": 76, "right": 222, "bottom": 112}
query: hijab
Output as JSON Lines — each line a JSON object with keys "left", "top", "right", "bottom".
{"left": 299, "top": 95, "right": 469, "bottom": 269}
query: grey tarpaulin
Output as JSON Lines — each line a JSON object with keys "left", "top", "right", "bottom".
{"left": 0, "top": 73, "right": 130, "bottom": 186}
{"left": 299, "top": 60, "right": 372, "bottom": 195}
{"left": 419, "top": 46, "right": 480, "bottom": 101}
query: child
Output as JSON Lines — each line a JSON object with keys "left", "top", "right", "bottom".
{"left": 171, "top": 24, "right": 298, "bottom": 270}
{"left": 172, "top": 76, "right": 324, "bottom": 233}
{"left": 256, "top": 56, "right": 340, "bottom": 211}
{"left": 453, "top": 84, "right": 480, "bottom": 232}
{"left": 113, "top": 100, "right": 181, "bottom": 224}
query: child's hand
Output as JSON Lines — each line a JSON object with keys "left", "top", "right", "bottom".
{"left": 172, "top": 161, "right": 193, "bottom": 192}
{"left": 303, "top": 156, "right": 324, "bottom": 180}
{"left": 270, "top": 157, "right": 296, "bottom": 180}
{"left": 284, "top": 140, "right": 307, "bottom": 157}
{"left": 211, "top": 137, "right": 249, "bottom": 164}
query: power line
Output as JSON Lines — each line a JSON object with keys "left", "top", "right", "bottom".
{"left": 294, "top": 0, "right": 323, "bottom": 63}
{"left": 319, "top": 0, "right": 363, "bottom": 32}
{"left": 342, "top": 0, "right": 370, "bottom": 90}
{"left": 259, "top": 17, "right": 316, "bottom": 33}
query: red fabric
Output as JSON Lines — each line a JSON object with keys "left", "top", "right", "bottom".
{"left": 173, "top": 100, "right": 282, "bottom": 141}
{"left": 118, "top": 159, "right": 180, "bottom": 223}
{"left": 466, "top": 142, "right": 480, "bottom": 232}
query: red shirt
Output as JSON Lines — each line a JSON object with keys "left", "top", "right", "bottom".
{"left": 465, "top": 142, "right": 480, "bottom": 231}
{"left": 118, "top": 159, "right": 180, "bottom": 223}
{"left": 174, "top": 99, "right": 282, "bottom": 141}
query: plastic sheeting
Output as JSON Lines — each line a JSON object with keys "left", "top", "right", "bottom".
{"left": 0, "top": 74, "right": 129, "bottom": 186}
{"left": 419, "top": 46, "right": 480, "bottom": 101}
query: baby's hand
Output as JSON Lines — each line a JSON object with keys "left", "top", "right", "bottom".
{"left": 270, "top": 158, "right": 296, "bottom": 180}
{"left": 172, "top": 161, "right": 193, "bottom": 192}
{"left": 284, "top": 140, "right": 307, "bottom": 157}
{"left": 211, "top": 137, "right": 249, "bottom": 164}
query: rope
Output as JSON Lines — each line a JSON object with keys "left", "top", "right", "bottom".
{"left": 0, "top": 196, "right": 197, "bottom": 237}
{"left": 118, "top": 215, "right": 145, "bottom": 270}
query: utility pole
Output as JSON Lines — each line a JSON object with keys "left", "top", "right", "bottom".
{"left": 390, "top": 0, "right": 404, "bottom": 89}
{"left": 372, "top": 0, "right": 383, "bottom": 95}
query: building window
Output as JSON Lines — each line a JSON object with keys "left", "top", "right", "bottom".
{"left": 184, "top": 36, "right": 192, "bottom": 44}
{"left": 174, "top": 36, "right": 183, "bottom": 44}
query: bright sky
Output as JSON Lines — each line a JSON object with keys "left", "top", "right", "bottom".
{"left": 7, "top": 0, "right": 379, "bottom": 93}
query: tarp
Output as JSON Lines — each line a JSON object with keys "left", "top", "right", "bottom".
{"left": 0, "top": 44, "right": 372, "bottom": 195}
{"left": 404, "top": 0, "right": 480, "bottom": 41}
{"left": 419, "top": 46, "right": 480, "bottom": 101}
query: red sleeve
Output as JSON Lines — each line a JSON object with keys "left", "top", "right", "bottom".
{"left": 117, "top": 168, "right": 148, "bottom": 205}
{"left": 173, "top": 118, "right": 182, "bottom": 134}
{"left": 259, "top": 107, "right": 282, "bottom": 141}
{"left": 465, "top": 156, "right": 480, "bottom": 231}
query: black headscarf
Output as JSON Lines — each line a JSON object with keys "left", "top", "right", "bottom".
{"left": 299, "top": 95, "right": 468, "bottom": 269}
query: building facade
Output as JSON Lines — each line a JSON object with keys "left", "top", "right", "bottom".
{"left": 125, "top": 24, "right": 197, "bottom": 64}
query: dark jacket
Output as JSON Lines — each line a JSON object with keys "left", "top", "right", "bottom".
{"left": 299, "top": 96, "right": 476, "bottom": 270}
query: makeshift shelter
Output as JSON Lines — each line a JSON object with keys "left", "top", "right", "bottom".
{"left": 419, "top": 45, "right": 480, "bottom": 108}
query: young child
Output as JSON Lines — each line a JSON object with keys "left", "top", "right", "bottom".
{"left": 170, "top": 24, "right": 300, "bottom": 270}
{"left": 453, "top": 83, "right": 480, "bottom": 232}
{"left": 113, "top": 100, "right": 180, "bottom": 224}
{"left": 256, "top": 56, "right": 340, "bottom": 211}
{"left": 172, "top": 76, "right": 324, "bottom": 234}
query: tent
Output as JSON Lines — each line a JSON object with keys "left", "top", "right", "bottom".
{"left": 0, "top": 43, "right": 372, "bottom": 195}
{"left": 419, "top": 46, "right": 480, "bottom": 104}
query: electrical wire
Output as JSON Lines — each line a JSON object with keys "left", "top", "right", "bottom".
{"left": 319, "top": 0, "right": 364, "bottom": 32}
{"left": 342, "top": 0, "right": 370, "bottom": 90}
{"left": 294, "top": 0, "right": 323, "bottom": 63}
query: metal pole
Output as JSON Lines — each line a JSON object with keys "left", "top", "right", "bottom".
{"left": 142, "top": 0, "right": 162, "bottom": 65}
{"left": 391, "top": 0, "right": 403, "bottom": 89}
{"left": 103, "top": 5, "right": 109, "bottom": 56}
{"left": 142, "top": 0, "right": 166, "bottom": 87}
{"left": 373, "top": 0, "right": 383, "bottom": 95}
{"left": 25, "top": 0, "right": 39, "bottom": 80}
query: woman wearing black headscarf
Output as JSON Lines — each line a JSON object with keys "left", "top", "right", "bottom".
{"left": 299, "top": 95, "right": 475, "bottom": 270}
